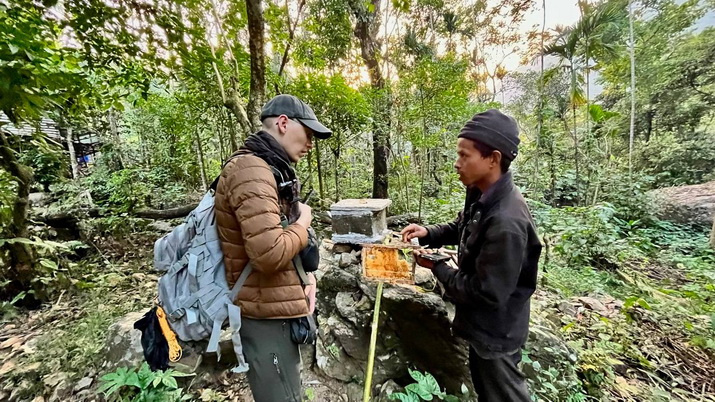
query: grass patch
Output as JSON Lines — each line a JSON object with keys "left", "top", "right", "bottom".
{"left": 542, "top": 263, "right": 630, "bottom": 298}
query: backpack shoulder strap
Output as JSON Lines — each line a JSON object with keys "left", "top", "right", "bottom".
{"left": 206, "top": 263, "right": 253, "bottom": 357}
{"left": 292, "top": 254, "right": 317, "bottom": 335}
{"left": 292, "top": 255, "right": 311, "bottom": 288}
{"left": 230, "top": 263, "right": 253, "bottom": 301}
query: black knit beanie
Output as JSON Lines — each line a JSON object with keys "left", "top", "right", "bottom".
{"left": 457, "top": 109, "right": 520, "bottom": 160}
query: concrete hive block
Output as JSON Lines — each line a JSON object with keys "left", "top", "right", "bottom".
{"left": 330, "top": 199, "right": 391, "bottom": 244}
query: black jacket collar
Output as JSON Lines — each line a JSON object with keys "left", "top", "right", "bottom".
{"left": 465, "top": 171, "right": 514, "bottom": 214}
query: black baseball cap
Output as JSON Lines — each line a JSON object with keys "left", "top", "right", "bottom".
{"left": 260, "top": 94, "right": 332, "bottom": 139}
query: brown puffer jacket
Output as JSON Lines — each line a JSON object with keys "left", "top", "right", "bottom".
{"left": 214, "top": 154, "right": 309, "bottom": 319}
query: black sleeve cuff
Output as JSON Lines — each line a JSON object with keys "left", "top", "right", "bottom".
{"left": 432, "top": 262, "right": 453, "bottom": 283}
{"left": 419, "top": 226, "right": 435, "bottom": 247}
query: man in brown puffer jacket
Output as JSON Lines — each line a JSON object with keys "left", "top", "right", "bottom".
{"left": 214, "top": 94, "right": 331, "bottom": 401}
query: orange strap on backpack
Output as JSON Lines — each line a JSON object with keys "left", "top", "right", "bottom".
{"left": 155, "top": 306, "right": 182, "bottom": 362}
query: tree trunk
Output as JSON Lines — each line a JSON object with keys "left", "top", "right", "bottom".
{"left": 315, "top": 139, "right": 325, "bottom": 209}
{"left": 350, "top": 0, "right": 390, "bottom": 199}
{"left": 645, "top": 107, "right": 653, "bottom": 143}
{"left": 306, "top": 148, "right": 314, "bottom": 197}
{"left": 136, "top": 204, "right": 200, "bottom": 219}
{"left": 371, "top": 101, "right": 390, "bottom": 199}
{"left": 209, "top": 41, "right": 253, "bottom": 138}
{"left": 628, "top": 0, "right": 636, "bottom": 178}
{"left": 277, "top": 0, "right": 306, "bottom": 79}
{"left": 491, "top": 74, "right": 498, "bottom": 103}
{"left": 194, "top": 129, "right": 208, "bottom": 191}
{"left": 226, "top": 110, "right": 240, "bottom": 151}
{"left": 108, "top": 108, "right": 125, "bottom": 170}
{"left": 226, "top": 86, "right": 254, "bottom": 136}
{"left": 535, "top": 0, "right": 545, "bottom": 194}
{"left": 0, "top": 129, "right": 36, "bottom": 299}
{"left": 138, "top": 125, "right": 149, "bottom": 168}
{"left": 334, "top": 160, "right": 339, "bottom": 202}
{"left": 217, "top": 119, "right": 226, "bottom": 161}
{"left": 332, "top": 145, "right": 341, "bottom": 202}
{"left": 65, "top": 126, "right": 80, "bottom": 179}
{"left": 246, "top": 0, "right": 266, "bottom": 132}
{"left": 570, "top": 64, "right": 581, "bottom": 205}
{"left": 418, "top": 89, "right": 427, "bottom": 220}
{"left": 418, "top": 157, "right": 425, "bottom": 220}
{"left": 710, "top": 216, "right": 715, "bottom": 249}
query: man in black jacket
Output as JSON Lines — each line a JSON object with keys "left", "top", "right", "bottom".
{"left": 401, "top": 109, "right": 542, "bottom": 402}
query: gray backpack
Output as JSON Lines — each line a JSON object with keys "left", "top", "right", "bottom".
{"left": 153, "top": 190, "right": 251, "bottom": 373}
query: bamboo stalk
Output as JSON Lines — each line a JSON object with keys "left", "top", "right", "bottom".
{"left": 363, "top": 281, "right": 384, "bottom": 402}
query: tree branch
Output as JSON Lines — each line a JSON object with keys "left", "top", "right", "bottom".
{"left": 277, "top": 0, "right": 306, "bottom": 78}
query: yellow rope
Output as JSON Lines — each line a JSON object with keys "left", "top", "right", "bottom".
{"left": 156, "top": 306, "right": 182, "bottom": 362}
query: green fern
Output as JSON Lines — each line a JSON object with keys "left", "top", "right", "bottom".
{"left": 98, "top": 363, "right": 194, "bottom": 402}
{"left": 389, "top": 369, "right": 460, "bottom": 402}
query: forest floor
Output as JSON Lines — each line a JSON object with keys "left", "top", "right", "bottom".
{"left": 0, "top": 218, "right": 360, "bottom": 402}
{"left": 1, "top": 211, "right": 714, "bottom": 401}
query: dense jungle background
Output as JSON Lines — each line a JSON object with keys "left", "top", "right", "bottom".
{"left": 1, "top": 0, "right": 714, "bottom": 400}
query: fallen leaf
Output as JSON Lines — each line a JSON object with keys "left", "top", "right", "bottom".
{"left": 43, "top": 371, "right": 70, "bottom": 388}
{"left": 0, "top": 337, "right": 23, "bottom": 350}
{"left": 0, "top": 361, "right": 16, "bottom": 376}
{"left": 21, "top": 339, "right": 38, "bottom": 355}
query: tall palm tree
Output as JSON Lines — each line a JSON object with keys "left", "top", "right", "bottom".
{"left": 575, "top": 0, "right": 623, "bottom": 199}
{"left": 544, "top": 26, "right": 585, "bottom": 204}
{"left": 576, "top": 0, "right": 622, "bottom": 139}
{"left": 543, "top": 2, "right": 623, "bottom": 205}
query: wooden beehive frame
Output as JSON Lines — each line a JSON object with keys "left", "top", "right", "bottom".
{"left": 361, "top": 243, "right": 418, "bottom": 284}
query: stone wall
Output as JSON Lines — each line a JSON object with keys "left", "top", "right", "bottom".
{"left": 314, "top": 240, "right": 472, "bottom": 395}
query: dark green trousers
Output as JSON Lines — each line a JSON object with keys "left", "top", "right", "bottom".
{"left": 469, "top": 347, "right": 531, "bottom": 402}
{"left": 241, "top": 318, "right": 302, "bottom": 402}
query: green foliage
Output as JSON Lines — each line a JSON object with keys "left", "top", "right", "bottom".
{"left": 388, "top": 369, "right": 460, "bottom": 402}
{"left": 1, "top": 0, "right": 714, "bottom": 400}
{"left": 534, "top": 202, "right": 641, "bottom": 270}
{"left": 634, "top": 131, "right": 715, "bottom": 187}
{"left": 18, "top": 141, "right": 66, "bottom": 191}
{"left": 390, "top": 54, "right": 484, "bottom": 216}
{"left": 0, "top": 237, "right": 90, "bottom": 304}
{"left": 521, "top": 348, "right": 585, "bottom": 402}
{"left": 294, "top": 0, "right": 353, "bottom": 69}
{"left": 105, "top": 169, "right": 154, "bottom": 213}
{"left": 534, "top": 205, "right": 715, "bottom": 400}
{"left": 98, "top": 363, "right": 193, "bottom": 402}
{"left": 542, "top": 262, "right": 626, "bottom": 298}
{"left": 120, "top": 91, "right": 209, "bottom": 184}
{"left": 599, "top": 0, "right": 710, "bottom": 135}
{"left": 0, "top": 1, "right": 84, "bottom": 122}
{"left": 0, "top": 168, "right": 16, "bottom": 236}
{"left": 49, "top": 164, "right": 193, "bottom": 215}
{"left": 291, "top": 72, "right": 373, "bottom": 204}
